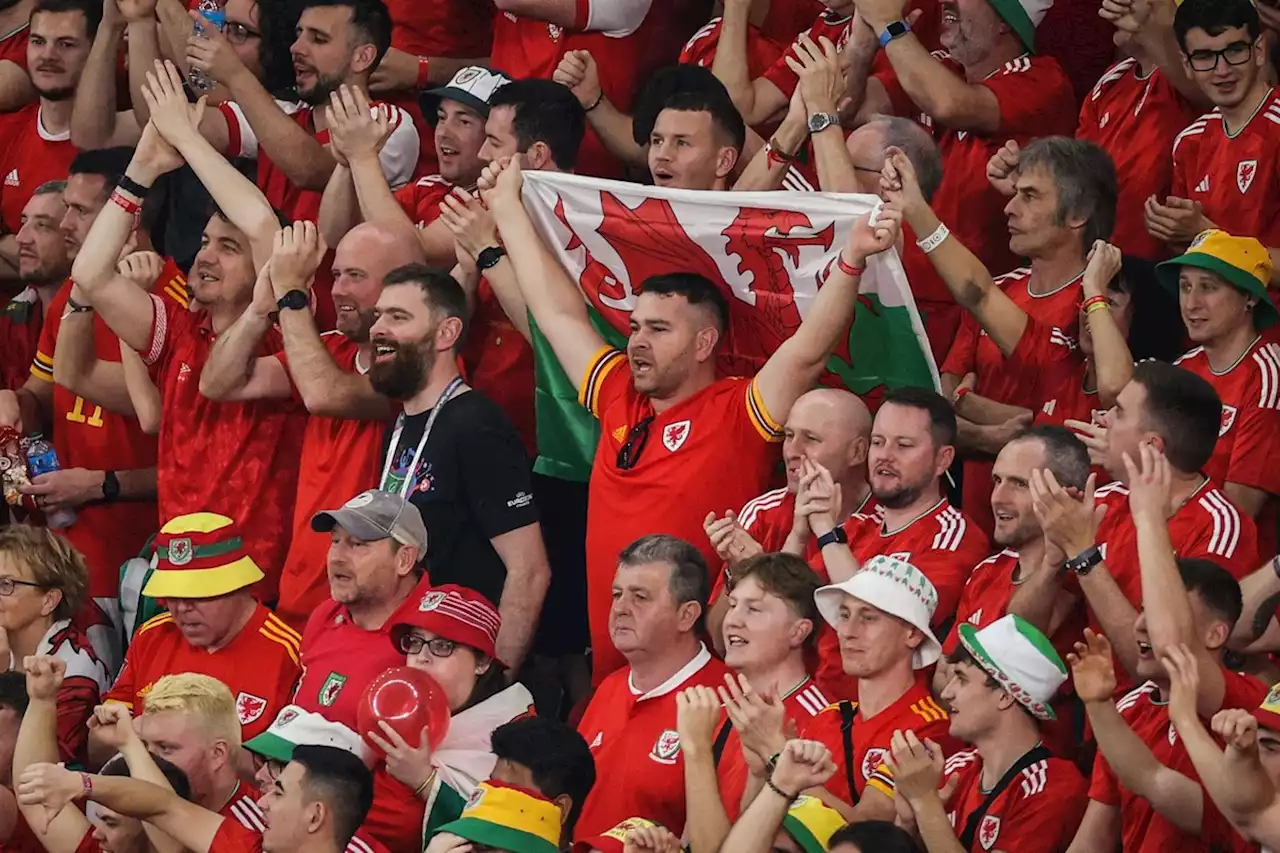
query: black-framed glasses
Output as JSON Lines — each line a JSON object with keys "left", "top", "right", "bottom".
{"left": 224, "top": 21, "right": 261, "bottom": 44}
{"left": 1186, "top": 40, "right": 1257, "bottom": 72}
{"left": 616, "top": 415, "right": 655, "bottom": 470}
{"left": 399, "top": 634, "right": 459, "bottom": 658}
{"left": 0, "top": 577, "right": 45, "bottom": 597}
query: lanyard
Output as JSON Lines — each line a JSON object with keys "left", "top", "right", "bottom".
{"left": 381, "top": 375, "right": 467, "bottom": 496}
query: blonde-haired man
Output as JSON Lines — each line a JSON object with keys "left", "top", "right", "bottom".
{"left": 137, "top": 673, "right": 263, "bottom": 830}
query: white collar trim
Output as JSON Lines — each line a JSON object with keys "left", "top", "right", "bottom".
{"left": 629, "top": 643, "right": 712, "bottom": 700}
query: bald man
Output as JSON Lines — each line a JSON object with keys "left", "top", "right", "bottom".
{"left": 200, "top": 219, "right": 427, "bottom": 627}
{"left": 705, "top": 387, "right": 875, "bottom": 647}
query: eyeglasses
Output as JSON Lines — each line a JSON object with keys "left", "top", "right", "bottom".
{"left": 0, "top": 577, "right": 46, "bottom": 597}
{"left": 399, "top": 634, "right": 459, "bottom": 658}
{"left": 224, "top": 21, "right": 261, "bottom": 44}
{"left": 616, "top": 415, "right": 655, "bottom": 470}
{"left": 1186, "top": 40, "right": 1256, "bottom": 72}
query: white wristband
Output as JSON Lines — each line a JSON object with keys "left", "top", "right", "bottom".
{"left": 916, "top": 222, "right": 950, "bottom": 254}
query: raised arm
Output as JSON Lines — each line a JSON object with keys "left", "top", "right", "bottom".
{"left": 753, "top": 201, "right": 902, "bottom": 425}
{"left": 54, "top": 275, "right": 144, "bottom": 416}
{"left": 0, "top": 61, "right": 35, "bottom": 112}
{"left": 143, "top": 61, "right": 277, "bottom": 268}
{"left": 552, "top": 51, "right": 646, "bottom": 168}
{"left": 711, "top": 0, "right": 787, "bottom": 126}
{"left": 484, "top": 157, "right": 607, "bottom": 386}
{"left": 17, "top": 765, "right": 223, "bottom": 853}
{"left": 13, "top": 658, "right": 89, "bottom": 853}
{"left": 327, "top": 87, "right": 419, "bottom": 236}
{"left": 1233, "top": 557, "right": 1280, "bottom": 650}
{"left": 722, "top": 740, "right": 838, "bottom": 853}
{"left": 268, "top": 221, "right": 391, "bottom": 419}
{"left": 120, "top": 343, "right": 161, "bottom": 434}
{"left": 198, "top": 262, "right": 291, "bottom": 402}
{"left": 677, "top": 687, "right": 730, "bottom": 853}
{"left": 882, "top": 147, "right": 1027, "bottom": 355}
{"left": 733, "top": 94, "right": 808, "bottom": 192}
{"left": 1080, "top": 242, "right": 1133, "bottom": 407}
{"left": 787, "top": 37, "right": 859, "bottom": 195}
{"left": 1129, "top": 446, "right": 1227, "bottom": 717}
{"left": 438, "top": 190, "right": 530, "bottom": 340}
{"left": 68, "top": 0, "right": 126, "bottom": 150}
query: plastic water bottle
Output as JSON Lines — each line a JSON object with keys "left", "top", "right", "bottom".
{"left": 188, "top": 0, "right": 226, "bottom": 94}
{"left": 25, "top": 434, "right": 76, "bottom": 530}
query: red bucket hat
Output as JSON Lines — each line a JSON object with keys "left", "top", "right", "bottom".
{"left": 391, "top": 584, "right": 502, "bottom": 663}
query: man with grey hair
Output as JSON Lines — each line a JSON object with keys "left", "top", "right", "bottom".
{"left": 574, "top": 534, "right": 732, "bottom": 841}
{"left": 0, "top": 183, "right": 70, "bottom": 389}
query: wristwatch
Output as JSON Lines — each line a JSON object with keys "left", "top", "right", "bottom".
{"left": 816, "top": 526, "right": 849, "bottom": 549}
{"left": 276, "top": 289, "right": 309, "bottom": 312}
{"left": 879, "top": 19, "right": 912, "bottom": 48}
{"left": 807, "top": 112, "right": 839, "bottom": 134}
{"left": 101, "top": 471, "right": 119, "bottom": 503}
{"left": 1064, "top": 546, "right": 1103, "bottom": 577}
{"left": 476, "top": 246, "right": 506, "bottom": 271}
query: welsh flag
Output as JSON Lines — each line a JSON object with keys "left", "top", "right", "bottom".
{"left": 520, "top": 172, "right": 940, "bottom": 482}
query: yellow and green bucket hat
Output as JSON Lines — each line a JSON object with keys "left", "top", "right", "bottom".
{"left": 1158, "top": 229, "right": 1278, "bottom": 329}
{"left": 782, "top": 796, "right": 848, "bottom": 853}
{"left": 435, "top": 782, "right": 561, "bottom": 853}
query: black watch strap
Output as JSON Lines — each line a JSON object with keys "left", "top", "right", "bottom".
{"left": 276, "top": 289, "right": 309, "bottom": 311}
{"left": 476, "top": 245, "right": 506, "bottom": 271}
{"left": 1065, "top": 546, "right": 1103, "bottom": 576}
{"left": 117, "top": 176, "right": 151, "bottom": 199}
{"left": 816, "top": 526, "right": 848, "bottom": 549}
{"left": 101, "top": 471, "right": 119, "bottom": 502}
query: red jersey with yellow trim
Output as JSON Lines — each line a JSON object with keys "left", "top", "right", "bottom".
{"left": 0, "top": 285, "right": 45, "bottom": 390}
{"left": 105, "top": 605, "right": 301, "bottom": 740}
{"left": 943, "top": 269, "right": 1084, "bottom": 536}
{"left": 1172, "top": 89, "right": 1280, "bottom": 248}
{"left": 1091, "top": 674, "right": 1265, "bottom": 853}
{"left": 31, "top": 269, "right": 187, "bottom": 597}
{"left": 575, "top": 646, "right": 733, "bottom": 839}
{"left": 1077, "top": 59, "right": 1196, "bottom": 261}
{"left": 0, "top": 103, "right": 76, "bottom": 236}
{"left": 811, "top": 500, "right": 989, "bottom": 701}
{"left": 141, "top": 298, "right": 306, "bottom": 600}
{"left": 489, "top": 2, "right": 658, "bottom": 179}
{"left": 394, "top": 174, "right": 453, "bottom": 228}
{"left": 716, "top": 678, "right": 828, "bottom": 820}
{"left": 879, "top": 55, "right": 1075, "bottom": 301}
{"left": 805, "top": 676, "right": 954, "bottom": 805}
{"left": 460, "top": 280, "right": 537, "bottom": 458}
{"left": 274, "top": 333, "right": 384, "bottom": 630}
{"left": 942, "top": 747, "right": 1087, "bottom": 852}
{"left": 580, "top": 348, "right": 782, "bottom": 682}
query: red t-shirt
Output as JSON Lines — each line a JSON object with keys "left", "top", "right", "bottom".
{"left": 943, "top": 747, "right": 1087, "bottom": 852}
{"left": 806, "top": 675, "right": 956, "bottom": 805}
{"left": 0, "top": 286, "right": 43, "bottom": 390}
{"left": 1089, "top": 673, "right": 1266, "bottom": 853}
{"left": 489, "top": 2, "right": 658, "bottom": 179}
{"left": 716, "top": 678, "right": 829, "bottom": 819}
{"left": 580, "top": 348, "right": 782, "bottom": 683}
{"left": 0, "top": 103, "right": 76, "bottom": 236}
{"left": 1175, "top": 338, "right": 1280, "bottom": 558}
{"left": 575, "top": 646, "right": 733, "bottom": 840}
{"left": 31, "top": 269, "right": 187, "bottom": 596}
{"left": 1172, "top": 89, "right": 1280, "bottom": 248}
{"left": 105, "top": 606, "right": 302, "bottom": 740}
{"left": 274, "top": 333, "right": 384, "bottom": 629}
{"left": 140, "top": 299, "right": 306, "bottom": 600}
{"left": 943, "top": 268, "right": 1084, "bottom": 536}
{"left": 813, "top": 500, "right": 990, "bottom": 701}
{"left": 1077, "top": 59, "right": 1196, "bottom": 261}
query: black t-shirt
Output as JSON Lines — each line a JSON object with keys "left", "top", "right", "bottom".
{"left": 379, "top": 389, "right": 538, "bottom": 604}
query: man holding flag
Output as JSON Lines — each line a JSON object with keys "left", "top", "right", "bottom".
{"left": 480, "top": 154, "right": 904, "bottom": 683}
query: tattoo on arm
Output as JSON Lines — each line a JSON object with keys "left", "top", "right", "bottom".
{"left": 1250, "top": 591, "right": 1280, "bottom": 641}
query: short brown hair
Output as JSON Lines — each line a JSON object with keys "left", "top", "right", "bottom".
{"left": 731, "top": 553, "right": 821, "bottom": 644}
{"left": 0, "top": 526, "right": 87, "bottom": 621}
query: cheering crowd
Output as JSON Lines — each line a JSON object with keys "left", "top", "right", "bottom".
{"left": 2, "top": 0, "right": 1280, "bottom": 851}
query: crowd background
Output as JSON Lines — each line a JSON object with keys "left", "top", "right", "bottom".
{"left": 1, "top": 0, "right": 1280, "bottom": 852}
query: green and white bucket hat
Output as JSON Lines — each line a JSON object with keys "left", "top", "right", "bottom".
{"left": 957, "top": 614, "right": 1068, "bottom": 720}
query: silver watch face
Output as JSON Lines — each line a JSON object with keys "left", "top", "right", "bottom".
{"left": 808, "top": 113, "right": 835, "bottom": 133}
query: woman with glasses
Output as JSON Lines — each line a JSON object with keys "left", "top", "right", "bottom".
{"left": 0, "top": 525, "right": 113, "bottom": 767}
{"left": 366, "top": 584, "right": 535, "bottom": 840}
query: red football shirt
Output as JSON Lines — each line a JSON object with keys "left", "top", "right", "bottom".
{"left": 679, "top": 17, "right": 787, "bottom": 79}
{"left": 0, "top": 103, "right": 77, "bottom": 236}
{"left": 575, "top": 646, "right": 733, "bottom": 840}
{"left": 942, "top": 747, "right": 1088, "bottom": 852}
{"left": 219, "top": 782, "right": 266, "bottom": 832}
{"left": 1172, "top": 89, "right": 1280, "bottom": 248}
{"left": 0, "top": 286, "right": 44, "bottom": 390}
{"left": 0, "top": 20, "right": 29, "bottom": 69}
{"left": 489, "top": 2, "right": 658, "bottom": 179}
{"left": 460, "top": 280, "right": 537, "bottom": 458}
{"left": 811, "top": 500, "right": 990, "bottom": 701}
{"left": 1090, "top": 673, "right": 1265, "bottom": 853}
{"left": 30, "top": 269, "right": 187, "bottom": 597}
{"left": 943, "top": 268, "right": 1084, "bottom": 535}
{"left": 716, "top": 678, "right": 828, "bottom": 819}
{"left": 209, "top": 818, "right": 262, "bottom": 853}
{"left": 1006, "top": 317, "right": 1101, "bottom": 428}
{"left": 387, "top": 0, "right": 491, "bottom": 57}
{"left": 140, "top": 298, "right": 306, "bottom": 600}
{"left": 580, "top": 347, "right": 782, "bottom": 682}
{"left": 807, "top": 676, "right": 955, "bottom": 805}
{"left": 393, "top": 174, "right": 454, "bottom": 228}
{"left": 105, "top": 606, "right": 302, "bottom": 739}
{"left": 274, "top": 333, "right": 384, "bottom": 629}
{"left": 1077, "top": 59, "right": 1196, "bottom": 261}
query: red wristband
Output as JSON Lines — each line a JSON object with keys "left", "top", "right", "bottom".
{"left": 416, "top": 57, "right": 430, "bottom": 91}
{"left": 1080, "top": 294, "right": 1107, "bottom": 313}
{"left": 78, "top": 772, "right": 92, "bottom": 802}
{"left": 836, "top": 255, "right": 865, "bottom": 277}
{"left": 954, "top": 386, "right": 971, "bottom": 403}
{"left": 110, "top": 192, "right": 141, "bottom": 216}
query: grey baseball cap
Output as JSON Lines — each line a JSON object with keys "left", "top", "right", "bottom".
{"left": 311, "top": 490, "right": 427, "bottom": 550}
